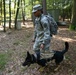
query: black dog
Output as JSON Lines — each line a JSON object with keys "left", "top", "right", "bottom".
{"left": 22, "top": 42, "right": 69, "bottom": 66}
{"left": 51, "top": 42, "right": 69, "bottom": 65}
{"left": 22, "top": 51, "right": 50, "bottom": 66}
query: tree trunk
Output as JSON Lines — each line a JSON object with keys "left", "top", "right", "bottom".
{"left": 9, "top": 0, "right": 11, "bottom": 29}
{"left": 0, "top": 0, "right": 1, "bottom": 25}
{"left": 70, "top": 0, "right": 76, "bottom": 30}
{"left": 42, "top": 0, "right": 47, "bottom": 15}
{"left": 14, "top": 0, "right": 20, "bottom": 29}
{"left": 3, "top": 0, "right": 6, "bottom": 32}
{"left": 1, "top": 0, "right": 2, "bottom": 16}
{"left": 14, "top": 0, "right": 16, "bottom": 14}
{"left": 23, "top": 0, "right": 25, "bottom": 12}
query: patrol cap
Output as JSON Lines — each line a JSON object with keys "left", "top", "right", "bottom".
{"left": 32, "top": 4, "right": 42, "bottom": 13}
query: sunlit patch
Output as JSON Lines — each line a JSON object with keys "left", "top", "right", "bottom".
{"left": 21, "top": 22, "right": 33, "bottom": 28}
{"left": 54, "top": 36, "right": 76, "bottom": 42}
{"left": 74, "top": 36, "right": 76, "bottom": 38}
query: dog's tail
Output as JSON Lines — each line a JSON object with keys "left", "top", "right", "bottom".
{"left": 61, "top": 42, "right": 69, "bottom": 54}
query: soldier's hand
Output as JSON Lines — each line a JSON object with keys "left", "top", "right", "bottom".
{"left": 40, "top": 44, "right": 44, "bottom": 49}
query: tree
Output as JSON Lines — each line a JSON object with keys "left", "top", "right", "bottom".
{"left": 42, "top": 0, "right": 47, "bottom": 15}
{"left": 14, "top": 0, "right": 17, "bottom": 14}
{"left": 70, "top": 0, "right": 76, "bottom": 30}
{"left": 0, "top": 0, "right": 2, "bottom": 25}
{"left": 9, "top": 0, "right": 11, "bottom": 29}
{"left": 14, "top": 0, "right": 21, "bottom": 29}
{"left": 3, "top": 0, "right": 6, "bottom": 32}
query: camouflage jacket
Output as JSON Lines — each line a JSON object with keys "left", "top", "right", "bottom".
{"left": 34, "top": 14, "right": 51, "bottom": 45}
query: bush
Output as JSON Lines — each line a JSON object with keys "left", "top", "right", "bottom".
{"left": 69, "top": 24, "right": 76, "bottom": 30}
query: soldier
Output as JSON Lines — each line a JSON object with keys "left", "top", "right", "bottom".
{"left": 32, "top": 4, "right": 52, "bottom": 59}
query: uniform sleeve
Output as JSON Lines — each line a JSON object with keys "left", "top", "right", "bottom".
{"left": 33, "top": 20, "right": 37, "bottom": 40}
{"left": 33, "top": 28, "right": 37, "bottom": 40}
{"left": 41, "top": 18, "right": 50, "bottom": 44}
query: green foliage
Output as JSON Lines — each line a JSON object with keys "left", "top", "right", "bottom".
{"left": 1, "top": 0, "right": 73, "bottom": 20}
{"left": 25, "top": 0, "right": 40, "bottom": 18}
{"left": 46, "top": 0, "right": 72, "bottom": 19}
{"left": 47, "top": 0, "right": 72, "bottom": 9}
{"left": 69, "top": 24, "right": 76, "bottom": 31}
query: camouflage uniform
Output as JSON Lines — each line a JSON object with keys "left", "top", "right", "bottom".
{"left": 33, "top": 14, "right": 52, "bottom": 53}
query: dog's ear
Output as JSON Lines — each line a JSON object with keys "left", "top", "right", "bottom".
{"left": 27, "top": 51, "right": 31, "bottom": 56}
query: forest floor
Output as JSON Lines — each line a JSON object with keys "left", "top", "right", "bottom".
{"left": 0, "top": 22, "right": 76, "bottom": 75}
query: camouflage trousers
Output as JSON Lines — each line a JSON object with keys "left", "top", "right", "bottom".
{"left": 33, "top": 39, "right": 50, "bottom": 51}
{"left": 33, "top": 39, "right": 54, "bottom": 58}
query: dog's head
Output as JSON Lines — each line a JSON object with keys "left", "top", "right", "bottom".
{"left": 22, "top": 51, "right": 33, "bottom": 66}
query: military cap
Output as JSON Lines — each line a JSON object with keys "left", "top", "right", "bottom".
{"left": 32, "top": 4, "right": 42, "bottom": 13}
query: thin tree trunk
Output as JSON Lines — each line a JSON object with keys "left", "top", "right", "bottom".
{"left": 71, "top": 0, "right": 76, "bottom": 30}
{"left": 3, "top": 0, "right": 6, "bottom": 32}
{"left": 14, "top": 0, "right": 16, "bottom": 14}
{"left": 21, "top": 0, "right": 25, "bottom": 25}
{"left": 14, "top": 0, "right": 20, "bottom": 29}
{"left": 23, "top": 0, "right": 25, "bottom": 12}
{"left": 63, "top": 9, "right": 65, "bottom": 21}
{"left": 9, "top": 0, "right": 11, "bottom": 29}
{"left": 1, "top": 0, "right": 2, "bottom": 16}
{"left": 42, "top": 0, "right": 47, "bottom": 15}
{"left": 0, "top": 0, "right": 1, "bottom": 25}
{"left": 72, "top": 0, "right": 76, "bottom": 25}
{"left": 0, "top": 0, "right": 3, "bottom": 25}
{"left": 32, "top": 0, "right": 36, "bottom": 25}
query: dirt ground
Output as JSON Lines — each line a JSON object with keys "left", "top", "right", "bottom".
{"left": 0, "top": 22, "right": 76, "bottom": 75}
